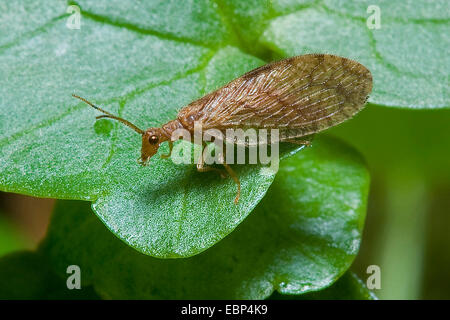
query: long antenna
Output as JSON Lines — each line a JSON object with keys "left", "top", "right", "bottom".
{"left": 72, "top": 94, "right": 144, "bottom": 135}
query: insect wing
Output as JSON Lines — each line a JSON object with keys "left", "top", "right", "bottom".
{"left": 179, "top": 54, "right": 372, "bottom": 142}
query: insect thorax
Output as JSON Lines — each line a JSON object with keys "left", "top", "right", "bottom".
{"left": 162, "top": 119, "right": 186, "bottom": 139}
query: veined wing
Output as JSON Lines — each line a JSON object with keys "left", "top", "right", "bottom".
{"left": 177, "top": 54, "right": 372, "bottom": 140}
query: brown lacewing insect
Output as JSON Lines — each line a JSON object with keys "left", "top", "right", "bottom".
{"left": 73, "top": 54, "right": 372, "bottom": 204}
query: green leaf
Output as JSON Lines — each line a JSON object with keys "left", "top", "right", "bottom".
{"left": 270, "top": 271, "right": 377, "bottom": 300}
{"left": 0, "top": 0, "right": 305, "bottom": 257}
{"left": 0, "top": 251, "right": 99, "bottom": 299}
{"left": 0, "top": 1, "right": 67, "bottom": 48}
{"left": 40, "top": 136, "right": 369, "bottom": 299}
{"left": 73, "top": 0, "right": 230, "bottom": 46}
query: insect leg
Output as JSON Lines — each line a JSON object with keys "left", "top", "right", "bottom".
{"left": 196, "top": 143, "right": 227, "bottom": 178}
{"left": 160, "top": 141, "right": 173, "bottom": 159}
{"left": 218, "top": 150, "right": 241, "bottom": 204}
{"left": 222, "top": 162, "right": 241, "bottom": 204}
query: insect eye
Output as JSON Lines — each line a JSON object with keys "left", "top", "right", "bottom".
{"left": 149, "top": 135, "right": 159, "bottom": 144}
